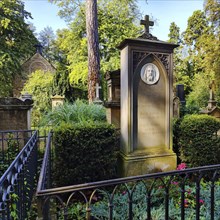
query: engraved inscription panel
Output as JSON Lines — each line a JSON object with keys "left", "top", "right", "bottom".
{"left": 137, "top": 64, "right": 167, "bottom": 149}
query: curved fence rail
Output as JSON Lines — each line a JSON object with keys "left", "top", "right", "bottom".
{"left": 0, "top": 130, "right": 35, "bottom": 176}
{"left": 37, "top": 132, "right": 220, "bottom": 220}
{"left": 0, "top": 130, "right": 38, "bottom": 220}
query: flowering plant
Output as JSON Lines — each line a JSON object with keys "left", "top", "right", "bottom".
{"left": 177, "top": 163, "right": 187, "bottom": 170}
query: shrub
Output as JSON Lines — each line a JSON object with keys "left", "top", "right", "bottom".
{"left": 53, "top": 122, "right": 120, "bottom": 186}
{"left": 22, "top": 69, "right": 54, "bottom": 126}
{"left": 66, "top": 179, "right": 220, "bottom": 219}
{"left": 40, "top": 99, "right": 106, "bottom": 127}
{"left": 173, "top": 118, "right": 182, "bottom": 164}
{"left": 179, "top": 114, "right": 220, "bottom": 167}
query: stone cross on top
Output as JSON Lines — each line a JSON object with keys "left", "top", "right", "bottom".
{"left": 95, "top": 83, "right": 101, "bottom": 99}
{"left": 140, "top": 15, "right": 154, "bottom": 34}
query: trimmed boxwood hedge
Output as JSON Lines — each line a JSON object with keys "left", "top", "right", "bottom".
{"left": 53, "top": 122, "right": 120, "bottom": 187}
{"left": 177, "top": 114, "right": 220, "bottom": 167}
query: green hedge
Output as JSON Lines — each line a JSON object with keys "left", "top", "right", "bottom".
{"left": 178, "top": 114, "right": 220, "bottom": 167}
{"left": 172, "top": 118, "right": 182, "bottom": 164}
{"left": 53, "top": 122, "right": 120, "bottom": 187}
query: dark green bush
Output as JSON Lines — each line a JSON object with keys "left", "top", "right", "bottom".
{"left": 172, "top": 118, "right": 182, "bottom": 164}
{"left": 179, "top": 114, "right": 220, "bottom": 167}
{"left": 53, "top": 122, "right": 120, "bottom": 187}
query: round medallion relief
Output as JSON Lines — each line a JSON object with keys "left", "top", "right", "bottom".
{"left": 140, "top": 63, "right": 160, "bottom": 85}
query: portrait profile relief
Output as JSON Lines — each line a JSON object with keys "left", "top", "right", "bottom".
{"left": 141, "top": 63, "right": 160, "bottom": 85}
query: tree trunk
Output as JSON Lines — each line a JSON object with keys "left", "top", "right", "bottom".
{"left": 86, "top": 0, "right": 100, "bottom": 103}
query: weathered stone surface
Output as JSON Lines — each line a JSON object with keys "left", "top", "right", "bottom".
{"left": 51, "top": 95, "right": 65, "bottom": 110}
{"left": 118, "top": 36, "right": 178, "bottom": 176}
{"left": 105, "top": 70, "right": 121, "bottom": 127}
{"left": 173, "top": 96, "right": 180, "bottom": 118}
{"left": 0, "top": 98, "right": 33, "bottom": 130}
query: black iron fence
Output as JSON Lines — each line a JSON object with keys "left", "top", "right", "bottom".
{"left": 37, "top": 132, "right": 220, "bottom": 220}
{"left": 0, "top": 130, "right": 38, "bottom": 220}
{"left": 0, "top": 130, "right": 35, "bottom": 176}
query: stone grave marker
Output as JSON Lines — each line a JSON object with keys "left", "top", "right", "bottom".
{"left": 0, "top": 95, "right": 33, "bottom": 131}
{"left": 118, "top": 15, "right": 178, "bottom": 176}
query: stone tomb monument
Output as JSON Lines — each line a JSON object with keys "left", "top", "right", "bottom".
{"left": 105, "top": 70, "right": 120, "bottom": 128}
{"left": 118, "top": 15, "right": 178, "bottom": 176}
{"left": 200, "top": 80, "right": 220, "bottom": 119}
{"left": 0, "top": 95, "right": 33, "bottom": 131}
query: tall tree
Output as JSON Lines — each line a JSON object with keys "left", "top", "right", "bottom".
{"left": 171, "top": 1, "right": 220, "bottom": 110}
{"left": 168, "top": 22, "right": 181, "bottom": 44}
{"left": 86, "top": 0, "right": 100, "bottom": 102}
{"left": 204, "top": 0, "right": 220, "bottom": 96}
{"left": 50, "top": 0, "right": 100, "bottom": 102}
{"left": 168, "top": 22, "right": 194, "bottom": 96}
{"left": 38, "top": 26, "right": 57, "bottom": 62}
{"left": 0, "top": 0, "right": 38, "bottom": 96}
{"left": 50, "top": 0, "right": 141, "bottom": 102}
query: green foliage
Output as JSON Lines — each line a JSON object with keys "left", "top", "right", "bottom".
{"left": 53, "top": 122, "right": 120, "bottom": 186}
{"left": 0, "top": 133, "right": 20, "bottom": 175}
{"left": 168, "top": 1, "right": 220, "bottom": 109}
{"left": 168, "top": 22, "right": 181, "bottom": 44}
{"left": 10, "top": 193, "right": 19, "bottom": 220}
{"left": 186, "top": 73, "right": 210, "bottom": 109}
{"left": 52, "top": 62, "right": 88, "bottom": 102}
{"left": 54, "top": 0, "right": 141, "bottom": 97}
{"left": 40, "top": 99, "right": 106, "bottom": 127}
{"left": 22, "top": 70, "right": 54, "bottom": 126}
{"left": 38, "top": 26, "right": 57, "bottom": 63}
{"left": 0, "top": 0, "right": 38, "bottom": 96}
{"left": 65, "top": 180, "right": 220, "bottom": 219}
{"left": 178, "top": 114, "right": 220, "bottom": 167}
{"left": 172, "top": 118, "right": 182, "bottom": 164}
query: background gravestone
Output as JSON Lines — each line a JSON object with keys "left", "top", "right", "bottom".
{"left": 0, "top": 96, "right": 33, "bottom": 131}
{"left": 118, "top": 15, "right": 178, "bottom": 176}
{"left": 51, "top": 95, "right": 65, "bottom": 110}
{"left": 105, "top": 70, "right": 120, "bottom": 128}
{"left": 200, "top": 80, "right": 220, "bottom": 119}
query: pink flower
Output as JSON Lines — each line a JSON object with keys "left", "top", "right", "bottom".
{"left": 177, "top": 163, "right": 187, "bottom": 170}
{"left": 199, "top": 199, "right": 204, "bottom": 204}
{"left": 122, "top": 191, "right": 127, "bottom": 195}
{"left": 184, "top": 199, "right": 189, "bottom": 208}
{"left": 186, "top": 189, "right": 192, "bottom": 195}
{"left": 171, "top": 181, "right": 179, "bottom": 185}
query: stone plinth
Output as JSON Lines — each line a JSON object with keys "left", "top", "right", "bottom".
{"left": 118, "top": 38, "right": 178, "bottom": 177}
{"left": 0, "top": 97, "right": 33, "bottom": 130}
{"left": 51, "top": 95, "right": 65, "bottom": 110}
{"left": 105, "top": 102, "right": 120, "bottom": 128}
{"left": 200, "top": 80, "right": 220, "bottom": 119}
{"left": 201, "top": 107, "right": 220, "bottom": 119}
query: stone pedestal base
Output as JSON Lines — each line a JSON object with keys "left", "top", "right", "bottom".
{"left": 105, "top": 102, "right": 120, "bottom": 128}
{"left": 118, "top": 151, "right": 177, "bottom": 177}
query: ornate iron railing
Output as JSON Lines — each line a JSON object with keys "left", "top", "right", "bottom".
{"left": 0, "top": 130, "right": 38, "bottom": 220}
{"left": 37, "top": 132, "right": 220, "bottom": 220}
{"left": 0, "top": 130, "right": 35, "bottom": 175}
